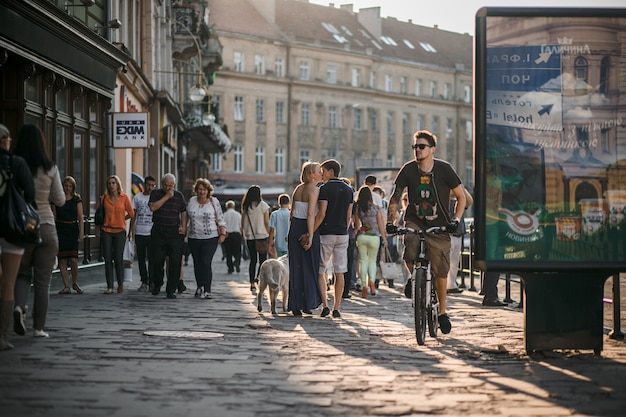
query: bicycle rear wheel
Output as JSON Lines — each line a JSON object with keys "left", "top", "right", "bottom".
{"left": 413, "top": 268, "right": 427, "bottom": 345}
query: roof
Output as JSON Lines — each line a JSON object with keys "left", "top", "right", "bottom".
{"left": 209, "top": 0, "right": 472, "bottom": 71}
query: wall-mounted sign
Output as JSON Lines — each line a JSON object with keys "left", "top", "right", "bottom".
{"left": 112, "top": 112, "right": 149, "bottom": 148}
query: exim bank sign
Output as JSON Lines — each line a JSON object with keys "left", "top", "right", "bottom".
{"left": 112, "top": 112, "right": 149, "bottom": 148}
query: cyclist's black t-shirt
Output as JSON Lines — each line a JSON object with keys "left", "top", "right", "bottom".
{"left": 391, "top": 159, "right": 462, "bottom": 229}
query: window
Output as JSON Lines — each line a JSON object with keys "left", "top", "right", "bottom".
{"left": 299, "top": 149, "right": 310, "bottom": 167}
{"left": 601, "top": 129, "right": 610, "bottom": 153}
{"left": 255, "top": 147, "right": 265, "bottom": 173}
{"left": 429, "top": 81, "right": 437, "bottom": 97}
{"left": 327, "top": 65, "right": 337, "bottom": 84}
{"left": 402, "top": 113, "right": 409, "bottom": 135}
{"left": 234, "top": 52, "right": 244, "bottom": 72}
{"left": 432, "top": 116, "right": 439, "bottom": 136}
{"left": 329, "top": 106, "right": 338, "bottom": 128}
{"left": 465, "top": 120, "right": 472, "bottom": 142}
{"left": 299, "top": 60, "right": 310, "bottom": 81}
{"left": 371, "top": 110, "right": 378, "bottom": 132}
{"left": 276, "top": 101, "right": 285, "bottom": 124}
{"left": 415, "top": 79, "right": 422, "bottom": 96}
{"left": 446, "top": 118, "right": 453, "bottom": 139}
{"left": 255, "top": 99, "right": 265, "bottom": 123}
{"left": 444, "top": 83, "right": 451, "bottom": 99}
{"left": 211, "top": 153, "right": 222, "bottom": 172}
{"left": 417, "top": 115, "right": 425, "bottom": 130}
{"left": 387, "top": 154, "right": 394, "bottom": 168}
{"left": 385, "top": 74, "right": 393, "bottom": 92}
{"left": 370, "top": 71, "right": 376, "bottom": 89}
{"left": 254, "top": 55, "right": 265, "bottom": 75}
{"left": 387, "top": 112, "right": 393, "bottom": 134}
{"left": 400, "top": 77, "right": 407, "bottom": 94}
{"left": 275, "top": 58, "right": 285, "bottom": 77}
{"left": 353, "top": 108, "right": 362, "bottom": 130}
{"left": 213, "top": 95, "right": 222, "bottom": 119}
{"left": 574, "top": 56, "right": 588, "bottom": 82}
{"left": 351, "top": 68, "right": 360, "bottom": 87}
{"left": 275, "top": 147, "right": 285, "bottom": 174}
{"left": 464, "top": 85, "right": 471, "bottom": 103}
{"left": 301, "top": 103, "right": 310, "bottom": 126}
{"left": 234, "top": 96, "right": 244, "bottom": 121}
{"left": 599, "top": 56, "right": 610, "bottom": 94}
{"left": 234, "top": 145, "right": 243, "bottom": 173}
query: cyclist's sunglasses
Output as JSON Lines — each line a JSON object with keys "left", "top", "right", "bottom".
{"left": 412, "top": 143, "right": 433, "bottom": 150}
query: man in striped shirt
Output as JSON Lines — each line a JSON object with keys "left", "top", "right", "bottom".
{"left": 149, "top": 173, "right": 188, "bottom": 299}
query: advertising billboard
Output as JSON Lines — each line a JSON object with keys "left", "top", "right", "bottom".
{"left": 475, "top": 8, "right": 626, "bottom": 270}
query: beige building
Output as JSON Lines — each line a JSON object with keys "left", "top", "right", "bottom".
{"left": 207, "top": 0, "right": 473, "bottom": 200}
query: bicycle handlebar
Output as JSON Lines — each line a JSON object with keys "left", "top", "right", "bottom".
{"left": 386, "top": 224, "right": 452, "bottom": 236}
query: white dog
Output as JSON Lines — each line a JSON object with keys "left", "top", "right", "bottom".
{"left": 257, "top": 254, "right": 289, "bottom": 314}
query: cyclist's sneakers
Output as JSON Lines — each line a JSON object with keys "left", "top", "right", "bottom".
{"left": 332, "top": 310, "right": 341, "bottom": 318}
{"left": 320, "top": 307, "right": 331, "bottom": 317}
{"left": 403, "top": 281, "right": 412, "bottom": 298}
{"left": 438, "top": 314, "right": 452, "bottom": 334}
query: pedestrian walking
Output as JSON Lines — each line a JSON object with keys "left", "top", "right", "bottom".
{"left": 269, "top": 193, "right": 290, "bottom": 258}
{"left": 0, "top": 124, "right": 35, "bottom": 350}
{"left": 149, "top": 173, "right": 187, "bottom": 299}
{"left": 241, "top": 185, "right": 270, "bottom": 293}
{"left": 56, "top": 176, "right": 85, "bottom": 294}
{"left": 186, "top": 178, "right": 226, "bottom": 299}
{"left": 223, "top": 200, "right": 242, "bottom": 274}
{"left": 13, "top": 124, "right": 65, "bottom": 338}
{"left": 130, "top": 175, "right": 156, "bottom": 292}
{"left": 97, "top": 175, "right": 134, "bottom": 295}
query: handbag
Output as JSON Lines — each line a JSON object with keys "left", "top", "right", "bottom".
{"left": 246, "top": 211, "right": 268, "bottom": 254}
{"left": 210, "top": 198, "right": 227, "bottom": 244}
{"left": 379, "top": 245, "right": 403, "bottom": 283}
{"left": 94, "top": 195, "right": 105, "bottom": 226}
{"left": 0, "top": 157, "right": 42, "bottom": 246}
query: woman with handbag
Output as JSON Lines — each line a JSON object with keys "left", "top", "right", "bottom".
{"left": 0, "top": 124, "right": 35, "bottom": 350}
{"left": 97, "top": 175, "right": 134, "bottom": 295}
{"left": 353, "top": 185, "right": 387, "bottom": 298}
{"left": 13, "top": 124, "right": 65, "bottom": 338}
{"left": 186, "top": 178, "right": 226, "bottom": 299}
{"left": 241, "top": 185, "right": 270, "bottom": 293}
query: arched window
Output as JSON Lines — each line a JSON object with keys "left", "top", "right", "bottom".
{"left": 599, "top": 56, "right": 610, "bottom": 94}
{"left": 574, "top": 56, "right": 588, "bottom": 82}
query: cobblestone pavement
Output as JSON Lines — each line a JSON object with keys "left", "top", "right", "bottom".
{"left": 0, "top": 256, "right": 624, "bottom": 417}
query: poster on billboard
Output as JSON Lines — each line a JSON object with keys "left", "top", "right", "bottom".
{"left": 475, "top": 8, "right": 626, "bottom": 270}
{"left": 112, "top": 112, "right": 149, "bottom": 148}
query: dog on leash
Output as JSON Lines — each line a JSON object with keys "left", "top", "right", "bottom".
{"left": 257, "top": 254, "right": 289, "bottom": 314}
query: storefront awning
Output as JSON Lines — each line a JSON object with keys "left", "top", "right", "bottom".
{"left": 186, "top": 122, "right": 231, "bottom": 154}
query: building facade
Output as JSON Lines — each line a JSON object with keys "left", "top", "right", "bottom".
{"left": 207, "top": 0, "right": 474, "bottom": 201}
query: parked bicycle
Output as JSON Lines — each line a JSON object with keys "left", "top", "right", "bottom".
{"left": 387, "top": 224, "right": 452, "bottom": 345}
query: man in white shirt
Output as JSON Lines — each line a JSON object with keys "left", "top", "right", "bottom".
{"left": 130, "top": 176, "right": 156, "bottom": 291}
{"left": 223, "top": 200, "right": 243, "bottom": 273}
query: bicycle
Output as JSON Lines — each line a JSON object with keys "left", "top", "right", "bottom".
{"left": 387, "top": 224, "right": 451, "bottom": 345}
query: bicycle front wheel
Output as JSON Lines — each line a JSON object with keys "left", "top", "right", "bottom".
{"left": 413, "top": 268, "right": 427, "bottom": 345}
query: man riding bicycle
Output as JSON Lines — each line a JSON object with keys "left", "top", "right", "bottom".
{"left": 387, "top": 130, "right": 467, "bottom": 334}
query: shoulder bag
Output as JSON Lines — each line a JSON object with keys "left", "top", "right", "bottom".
{"left": 246, "top": 210, "right": 268, "bottom": 254}
{"left": 0, "top": 156, "right": 42, "bottom": 246}
{"left": 210, "top": 198, "right": 227, "bottom": 244}
{"left": 94, "top": 194, "right": 105, "bottom": 226}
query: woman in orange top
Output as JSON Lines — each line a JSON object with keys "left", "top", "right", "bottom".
{"left": 97, "top": 175, "right": 134, "bottom": 294}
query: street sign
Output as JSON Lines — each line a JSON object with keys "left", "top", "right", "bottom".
{"left": 486, "top": 45, "right": 563, "bottom": 131}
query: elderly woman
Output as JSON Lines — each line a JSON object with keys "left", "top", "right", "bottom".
{"left": 186, "top": 178, "right": 226, "bottom": 299}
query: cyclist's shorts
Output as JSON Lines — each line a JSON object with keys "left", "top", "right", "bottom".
{"left": 402, "top": 222, "right": 451, "bottom": 278}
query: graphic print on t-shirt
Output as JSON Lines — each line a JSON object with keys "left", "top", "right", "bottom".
{"left": 414, "top": 173, "right": 438, "bottom": 221}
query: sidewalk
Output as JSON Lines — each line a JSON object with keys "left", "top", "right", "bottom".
{"left": 1, "top": 253, "right": 625, "bottom": 417}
